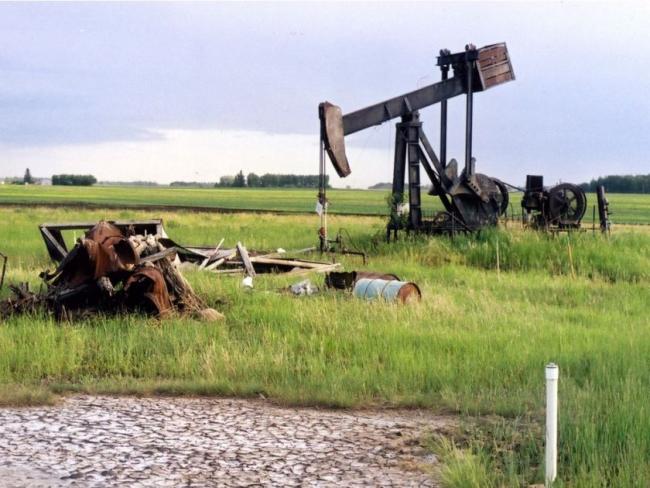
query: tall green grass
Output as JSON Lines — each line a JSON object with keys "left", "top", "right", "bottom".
{"left": 0, "top": 207, "right": 649, "bottom": 486}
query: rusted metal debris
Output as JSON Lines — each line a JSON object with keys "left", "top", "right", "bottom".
{"left": 2, "top": 220, "right": 221, "bottom": 321}
{"left": 39, "top": 220, "right": 165, "bottom": 263}
{"left": 2, "top": 219, "right": 341, "bottom": 321}
{"left": 0, "top": 283, "right": 41, "bottom": 317}
{"left": 39, "top": 220, "right": 341, "bottom": 276}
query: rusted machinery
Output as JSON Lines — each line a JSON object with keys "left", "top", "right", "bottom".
{"left": 318, "top": 43, "right": 515, "bottom": 243}
{"left": 2, "top": 219, "right": 224, "bottom": 321}
{"left": 521, "top": 175, "right": 587, "bottom": 229}
{"left": 520, "top": 176, "right": 611, "bottom": 232}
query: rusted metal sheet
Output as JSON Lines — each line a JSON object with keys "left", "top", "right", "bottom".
{"left": 50, "top": 221, "right": 139, "bottom": 288}
{"left": 124, "top": 267, "right": 172, "bottom": 316}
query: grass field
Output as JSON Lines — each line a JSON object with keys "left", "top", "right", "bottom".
{"left": 1, "top": 184, "right": 649, "bottom": 224}
{"left": 1, "top": 205, "right": 649, "bottom": 486}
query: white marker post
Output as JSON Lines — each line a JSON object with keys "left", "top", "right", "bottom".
{"left": 545, "top": 363, "right": 559, "bottom": 487}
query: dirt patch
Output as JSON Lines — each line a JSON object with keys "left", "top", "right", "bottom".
{"left": 0, "top": 395, "right": 452, "bottom": 487}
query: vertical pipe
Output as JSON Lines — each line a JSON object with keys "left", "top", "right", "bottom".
{"left": 322, "top": 142, "right": 327, "bottom": 251}
{"left": 319, "top": 126, "right": 327, "bottom": 252}
{"left": 464, "top": 59, "right": 474, "bottom": 176}
{"left": 439, "top": 63, "right": 449, "bottom": 168}
{"left": 545, "top": 363, "right": 559, "bottom": 487}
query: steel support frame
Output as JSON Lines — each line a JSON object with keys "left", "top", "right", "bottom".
{"left": 384, "top": 47, "right": 487, "bottom": 237}
{"left": 464, "top": 58, "right": 475, "bottom": 177}
{"left": 439, "top": 53, "right": 450, "bottom": 168}
{"left": 391, "top": 112, "right": 457, "bottom": 232}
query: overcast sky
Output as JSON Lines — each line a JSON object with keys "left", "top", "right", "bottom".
{"left": 1, "top": 1, "right": 649, "bottom": 188}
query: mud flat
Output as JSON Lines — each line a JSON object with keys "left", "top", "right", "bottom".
{"left": 0, "top": 395, "right": 450, "bottom": 487}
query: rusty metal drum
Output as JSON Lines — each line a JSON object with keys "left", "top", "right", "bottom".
{"left": 352, "top": 278, "right": 421, "bottom": 304}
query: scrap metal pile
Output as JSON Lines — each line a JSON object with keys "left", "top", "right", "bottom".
{"left": 1, "top": 220, "right": 220, "bottom": 321}
{"left": 1, "top": 219, "right": 343, "bottom": 321}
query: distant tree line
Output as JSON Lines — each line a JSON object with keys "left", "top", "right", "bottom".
{"left": 100, "top": 181, "right": 161, "bottom": 187}
{"left": 170, "top": 181, "right": 215, "bottom": 188}
{"left": 214, "top": 171, "right": 329, "bottom": 188}
{"left": 6, "top": 168, "right": 35, "bottom": 185}
{"left": 368, "top": 182, "right": 392, "bottom": 190}
{"left": 580, "top": 174, "right": 650, "bottom": 194}
{"left": 52, "top": 174, "right": 97, "bottom": 186}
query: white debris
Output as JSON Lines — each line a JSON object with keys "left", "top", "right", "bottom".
{"left": 290, "top": 279, "right": 318, "bottom": 296}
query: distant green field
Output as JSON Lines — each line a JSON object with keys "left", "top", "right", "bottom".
{"left": 0, "top": 184, "right": 648, "bottom": 224}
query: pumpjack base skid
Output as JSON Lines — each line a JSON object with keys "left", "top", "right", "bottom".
{"left": 386, "top": 210, "right": 473, "bottom": 242}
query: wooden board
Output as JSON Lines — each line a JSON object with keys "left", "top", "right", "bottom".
{"left": 236, "top": 242, "right": 256, "bottom": 277}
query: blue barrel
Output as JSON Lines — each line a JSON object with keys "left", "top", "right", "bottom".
{"left": 353, "top": 278, "right": 421, "bottom": 303}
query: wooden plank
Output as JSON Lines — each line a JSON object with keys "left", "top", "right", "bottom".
{"left": 236, "top": 242, "right": 256, "bottom": 277}
{"left": 248, "top": 256, "right": 335, "bottom": 269}
{"left": 483, "top": 72, "right": 515, "bottom": 89}
{"left": 480, "top": 61, "right": 513, "bottom": 80}
{"left": 200, "top": 238, "right": 225, "bottom": 269}
{"left": 204, "top": 251, "right": 236, "bottom": 271}
{"left": 212, "top": 268, "right": 245, "bottom": 275}
{"left": 140, "top": 247, "right": 178, "bottom": 263}
{"left": 287, "top": 263, "right": 342, "bottom": 276}
{"left": 205, "top": 258, "right": 225, "bottom": 271}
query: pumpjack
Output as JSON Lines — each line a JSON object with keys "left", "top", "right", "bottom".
{"left": 318, "top": 43, "right": 515, "bottom": 244}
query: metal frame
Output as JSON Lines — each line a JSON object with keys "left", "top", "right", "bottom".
{"left": 40, "top": 219, "right": 166, "bottom": 262}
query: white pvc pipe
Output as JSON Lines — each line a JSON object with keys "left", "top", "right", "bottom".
{"left": 545, "top": 363, "right": 559, "bottom": 487}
